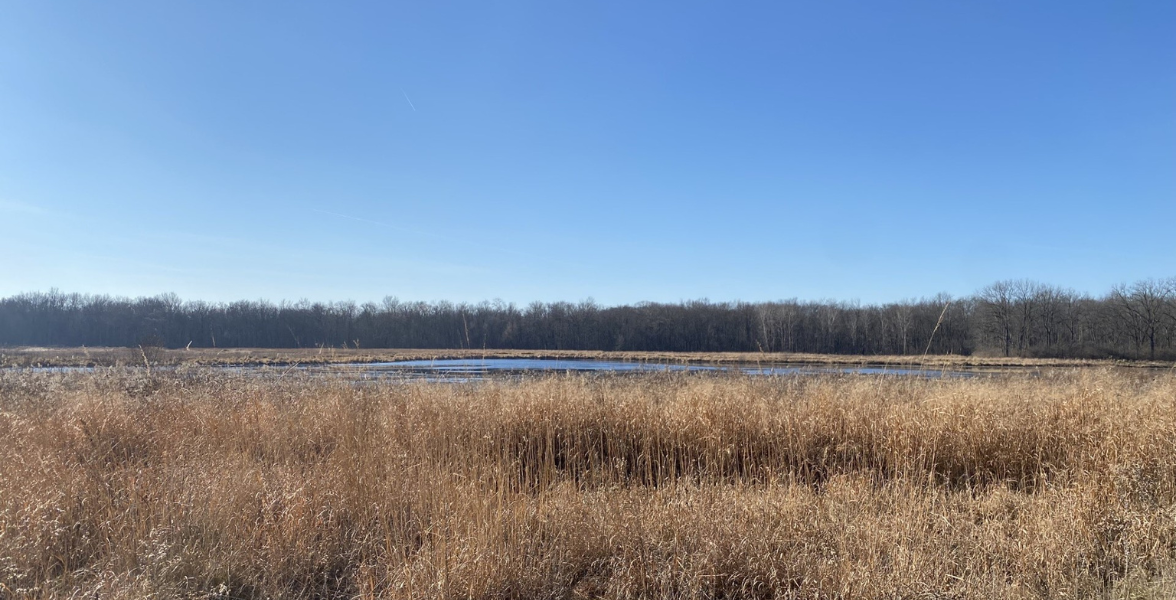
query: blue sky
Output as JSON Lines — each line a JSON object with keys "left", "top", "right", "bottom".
{"left": 1, "top": 1, "right": 1173, "bottom": 305}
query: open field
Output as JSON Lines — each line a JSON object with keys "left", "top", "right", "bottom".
{"left": 3, "top": 346, "right": 1173, "bottom": 370}
{"left": 2, "top": 369, "right": 1176, "bottom": 598}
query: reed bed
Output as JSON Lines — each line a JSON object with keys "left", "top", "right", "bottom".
{"left": 5, "top": 346, "right": 1157, "bottom": 370}
{"left": 1, "top": 369, "right": 1175, "bottom": 599}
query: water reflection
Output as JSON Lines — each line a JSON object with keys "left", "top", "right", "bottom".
{"left": 301, "top": 358, "right": 975, "bottom": 381}
{"left": 14, "top": 358, "right": 980, "bottom": 382}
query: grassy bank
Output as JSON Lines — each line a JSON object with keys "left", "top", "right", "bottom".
{"left": 2, "top": 369, "right": 1175, "bottom": 598}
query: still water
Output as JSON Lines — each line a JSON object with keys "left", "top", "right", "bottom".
{"left": 295, "top": 358, "right": 976, "bottom": 381}
{"left": 15, "top": 358, "right": 981, "bottom": 381}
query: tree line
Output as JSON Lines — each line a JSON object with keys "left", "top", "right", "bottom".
{"left": 1, "top": 278, "right": 1174, "bottom": 359}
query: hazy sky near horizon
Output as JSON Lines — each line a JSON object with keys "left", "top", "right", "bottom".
{"left": 1, "top": 1, "right": 1173, "bottom": 306}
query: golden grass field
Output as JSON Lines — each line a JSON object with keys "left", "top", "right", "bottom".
{"left": 2, "top": 367, "right": 1175, "bottom": 598}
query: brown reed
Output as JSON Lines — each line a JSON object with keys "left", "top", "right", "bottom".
{"left": 1, "top": 368, "right": 1174, "bottom": 598}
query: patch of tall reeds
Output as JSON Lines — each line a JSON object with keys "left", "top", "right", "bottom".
{"left": 1, "top": 368, "right": 1174, "bottom": 598}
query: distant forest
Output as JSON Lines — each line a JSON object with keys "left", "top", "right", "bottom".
{"left": 2, "top": 278, "right": 1175, "bottom": 359}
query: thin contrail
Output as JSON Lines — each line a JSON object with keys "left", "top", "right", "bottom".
{"left": 400, "top": 88, "right": 416, "bottom": 111}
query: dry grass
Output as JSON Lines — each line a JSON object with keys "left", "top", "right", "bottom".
{"left": 2, "top": 369, "right": 1175, "bottom": 599}
{"left": 4, "top": 346, "right": 1169, "bottom": 370}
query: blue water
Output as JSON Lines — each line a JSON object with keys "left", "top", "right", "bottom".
{"left": 317, "top": 358, "right": 973, "bottom": 380}
{"left": 12, "top": 358, "right": 978, "bottom": 381}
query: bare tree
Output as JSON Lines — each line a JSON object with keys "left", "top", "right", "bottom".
{"left": 1112, "top": 279, "right": 1174, "bottom": 359}
{"left": 977, "top": 281, "right": 1014, "bottom": 356}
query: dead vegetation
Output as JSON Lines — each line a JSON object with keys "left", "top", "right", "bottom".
{"left": 3, "top": 346, "right": 1169, "bottom": 370}
{"left": 1, "top": 369, "right": 1175, "bottom": 598}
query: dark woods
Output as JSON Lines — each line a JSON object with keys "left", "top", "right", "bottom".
{"left": 2, "top": 278, "right": 1174, "bottom": 359}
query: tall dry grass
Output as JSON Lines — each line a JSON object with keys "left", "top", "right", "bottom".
{"left": 1, "top": 369, "right": 1175, "bottom": 599}
{"left": 5, "top": 346, "right": 1157, "bottom": 370}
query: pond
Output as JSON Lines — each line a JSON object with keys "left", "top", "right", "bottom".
{"left": 11, "top": 358, "right": 983, "bottom": 382}
{"left": 293, "top": 358, "right": 978, "bottom": 381}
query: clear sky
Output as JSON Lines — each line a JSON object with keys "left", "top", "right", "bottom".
{"left": 1, "top": 1, "right": 1173, "bottom": 306}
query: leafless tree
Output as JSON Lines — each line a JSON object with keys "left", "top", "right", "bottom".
{"left": 1111, "top": 279, "right": 1174, "bottom": 360}
{"left": 978, "top": 281, "right": 1015, "bottom": 356}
